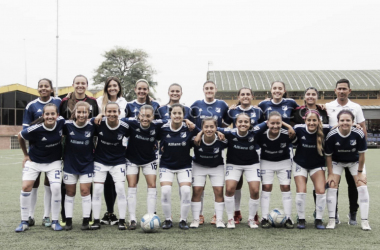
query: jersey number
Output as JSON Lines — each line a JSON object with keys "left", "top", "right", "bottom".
{"left": 286, "top": 170, "right": 292, "bottom": 179}
{"left": 186, "top": 169, "right": 192, "bottom": 177}
{"left": 121, "top": 168, "right": 126, "bottom": 176}
{"left": 55, "top": 170, "right": 61, "bottom": 179}
{"left": 151, "top": 162, "right": 157, "bottom": 170}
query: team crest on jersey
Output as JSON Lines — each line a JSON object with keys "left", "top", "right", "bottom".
{"left": 249, "top": 146, "right": 254, "bottom": 150}
{"left": 251, "top": 112, "right": 256, "bottom": 117}
{"left": 181, "top": 132, "right": 187, "bottom": 138}
{"left": 251, "top": 119, "right": 255, "bottom": 124}
{"left": 85, "top": 140, "right": 90, "bottom": 145}
{"left": 279, "top": 150, "right": 283, "bottom": 154}
{"left": 117, "top": 134, "right": 123, "bottom": 140}
{"left": 282, "top": 106, "right": 288, "bottom": 111}
{"left": 150, "top": 130, "right": 155, "bottom": 135}
{"left": 213, "top": 148, "right": 219, "bottom": 154}
{"left": 263, "top": 143, "right": 267, "bottom": 147}
{"left": 213, "top": 115, "right": 218, "bottom": 121}
{"left": 150, "top": 137, "right": 154, "bottom": 142}
{"left": 296, "top": 165, "right": 301, "bottom": 172}
{"left": 64, "top": 174, "right": 68, "bottom": 180}
{"left": 350, "top": 140, "right": 356, "bottom": 146}
{"left": 59, "top": 130, "right": 63, "bottom": 136}
{"left": 215, "top": 108, "right": 221, "bottom": 113}
{"left": 89, "top": 105, "right": 93, "bottom": 111}
{"left": 352, "top": 148, "right": 356, "bottom": 152}
{"left": 280, "top": 143, "right": 286, "bottom": 148}
{"left": 85, "top": 131, "right": 91, "bottom": 137}
{"left": 181, "top": 141, "right": 186, "bottom": 146}
{"left": 134, "top": 108, "right": 138, "bottom": 112}
{"left": 283, "top": 113, "right": 288, "bottom": 118}
{"left": 136, "top": 128, "right": 140, "bottom": 132}
{"left": 248, "top": 137, "right": 254, "bottom": 142}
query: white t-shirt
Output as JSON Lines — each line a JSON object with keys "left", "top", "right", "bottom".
{"left": 97, "top": 96, "right": 128, "bottom": 118}
{"left": 325, "top": 99, "right": 365, "bottom": 126}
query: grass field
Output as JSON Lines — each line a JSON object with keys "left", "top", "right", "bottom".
{"left": 0, "top": 149, "right": 379, "bottom": 249}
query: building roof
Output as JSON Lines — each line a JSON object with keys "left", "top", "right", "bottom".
{"left": 207, "top": 70, "right": 380, "bottom": 92}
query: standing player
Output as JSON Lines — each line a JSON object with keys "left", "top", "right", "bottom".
{"left": 62, "top": 102, "right": 96, "bottom": 230}
{"left": 16, "top": 104, "right": 64, "bottom": 232}
{"left": 91, "top": 102, "right": 129, "bottom": 230}
{"left": 292, "top": 110, "right": 330, "bottom": 229}
{"left": 325, "top": 79, "right": 367, "bottom": 225}
{"left": 325, "top": 110, "right": 370, "bottom": 230}
{"left": 22, "top": 78, "right": 61, "bottom": 227}
{"left": 157, "top": 83, "right": 191, "bottom": 120}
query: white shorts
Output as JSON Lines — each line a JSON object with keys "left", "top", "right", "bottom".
{"left": 332, "top": 162, "right": 366, "bottom": 176}
{"left": 93, "top": 162, "right": 126, "bottom": 183}
{"left": 192, "top": 163, "right": 224, "bottom": 187}
{"left": 293, "top": 163, "right": 325, "bottom": 178}
{"left": 126, "top": 159, "right": 157, "bottom": 176}
{"left": 225, "top": 163, "right": 261, "bottom": 182}
{"left": 159, "top": 168, "right": 192, "bottom": 183}
{"left": 261, "top": 159, "right": 292, "bottom": 185}
{"left": 63, "top": 171, "right": 93, "bottom": 184}
{"left": 22, "top": 160, "right": 62, "bottom": 184}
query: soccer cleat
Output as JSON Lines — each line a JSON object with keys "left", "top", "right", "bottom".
{"left": 227, "top": 219, "right": 235, "bottom": 229}
{"left": 42, "top": 217, "right": 51, "bottom": 227}
{"left": 118, "top": 220, "right": 127, "bottom": 230}
{"left": 247, "top": 219, "right": 258, "bottom": 229}
{"left": 326, "top": 218, "right": 336, "bottom": 229}
{"left": 347, "top": 212, "right": 357, "bottom": 226}
{"left": 64, "top": 224, "right": 73, "bottom": 231}
{"left": 261, "top": 218, "right": 271, "bottom": 229}
{"left": 28, "top": 216, "right": 35, "bottom": 227}
{"left": 335, "top": 213, "right": 340, "bottom": 224}
{"left": 297, "top": 219, "right": 306, "bottom": 229}
{"left": 65, "top": 218, "right": 73, "bottom": 231}
{"left": 129, "top": 220, "right": 137, "bottom": 230}
{"left": 314, "top": 219, "right": 325, "bottom": 229}
{"left": 254, "top": 213, "right": 260, "bottom": 225}
{"left": 199, "top": 215, "right": 204, "bottom": 225}
{"left": 216, "top": 220, "right": 225, "bottom": 228}
{"left": 51, "top": 220, "right": 63, "bottom": 231}
{"left": 109, "top": 213, "right": 119, "bottom": 226}
{"left": 361, "top": 220, "right": 371, "bottom": 231}
{"left": 81, "top": 218, "right": 91, "bottom": 230}
{"left": 179, "top": 220, "right": 189, "bottom": 230}
{"left": 284, "top": 218, "right": 294, "bottom": 229}
{"left": 210, "top": 215, "right": 217, "bottom": 225}
{"left": 100, "top": 212, "right": 110, "bottom": 225}
{"left": 90, "top": 220, "right": 101, "bottom": 230}
{"left": 162, "top": 220, "right": 173, "bottom": 229}
{"left": 190, "top": 219, "right": 200, "bottom": 228}
{"left": 233, "top": 211, "right": 242, "bottom": 224}
{"left": 15, "top": 221, "right": 29, "bottom": 232}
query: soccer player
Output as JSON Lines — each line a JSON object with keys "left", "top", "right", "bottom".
{"left": 325, "top": 79, "right": 367, "bottom": 225}
{"left": 62, "top": 102, "right": 96, "bottom": 230}
{"left": 257, "top": 111, "right": 294, "bottom": 229}
{"left": 292, "top": 110, "right": 330, "bottom": 229}
{"left": 16, "top": 103, "right": 64, "bottom": 232}
{"left": 158, "top": 104, "right": 200, "bottom": 230}
{"left": 157, "top": 83, "right": 191, "bottom": 120}
{"left": 325, "top": 110, "right": 370, "bottom": 231}
{"left": 190, "top": 118, "right": 228, "bottom": 229}
{"left": 90, "top": 102, "right": 129, "bottom": 230}
{"left": 22, "top": 78, "right": 61, "bottom": 227}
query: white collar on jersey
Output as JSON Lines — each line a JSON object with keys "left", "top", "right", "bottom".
{"left": 105, "top": 118, "right": 120, "bottom": 130}
{"left": 135, "top": 99, "right": 146, "bottom": 105}
{"left": 332, "top": 98, "right": 353, "bottom": 108}
{"left": 43, "top": 122, "right": 57, "bottom": 131}
{"left": 271, "top": 98, "right": 283, "bottom": 105}
{"left": 266, "top": 130, "right": 281, "bottom": 141}
{"left": 73, "top": 120, "right": 89, "bottom": 129}
{"left": 305, "top": 125, "right": 317, "bottom": 135}
{"left": 238, "top": 105, "right": 253, "bottom": 111}
{"left": 170, "top": 122, "right": 183, "bottom": 132}
{"left": 237, "top": 130, "right": 248, "bottom": 138}
{"left": 38, "top": 97, "right": 53, "bottom": 104}
{"left": 337, "top": 127, "right": 352, "bottom": 138}
{"left": 203, "top": 99, "right": 217, "bottom": 105}
{"left": 140, "top": 123, "right": 151, "bottom": 130}
{"left": 202, "top": 134, "right": 217, "bottom": 146}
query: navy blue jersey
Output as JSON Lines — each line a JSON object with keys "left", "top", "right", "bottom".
{"left": 158, "top": 122, "right": 200, "bottom": 170}
{"left": 63, "top": 118, "right": 96, "bottom": 175}
{"left": 192, "top": 136, "right": 228, "bottom": 168}
{"left": 224, "top": 105, "right": 265, "bottom": 127}
{"left": 190, "top": 99, "right": 229, "bottom": 128}
{"left": 157, "top": 105, "right": 191, "bottom": 120}
{"left": 325, "top": 127, "right": 367, "bottom": 163}
{"left": 125, "top": 100, "right": 160, "bottom": 119}
{"left": 219, "top": 122, "right": 267, "bottom": 165}
{"left": 94, "top": 118, "right": 130, "bottom": 166}
{"left": 22, "top": 97, "right": 62, "bottom": 128}
{"left": 122, "top": 118, "right": 165, "bottom": 165}
{"left": 293, "top": 124, "right": 331, "bottom": 169}
{"left": 258, "top": 98, "right": 299, "bottom": 124}
{"left": 256, "top": 128, "right": 293, "bottom": 162}
{"left": 20, "top": 117, "right": 64, "bottom": 164}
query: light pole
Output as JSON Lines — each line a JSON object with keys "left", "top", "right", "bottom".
{"left": 55, "top": 0, "right": 59, "bottom": 97}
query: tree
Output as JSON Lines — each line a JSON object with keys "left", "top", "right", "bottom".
{"left": 93, "top": 47, "right": 157, "bottom": 101}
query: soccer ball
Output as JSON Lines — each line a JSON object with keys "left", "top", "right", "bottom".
{"left": 268, "top": 208, "right": 286, "bottom": 227}
{"left": 140, "top": 213, "right": 161, "bottom": 233}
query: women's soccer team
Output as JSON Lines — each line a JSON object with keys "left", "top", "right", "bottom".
{"left": 15, "top": 75, "right": 371, "bottom": 232}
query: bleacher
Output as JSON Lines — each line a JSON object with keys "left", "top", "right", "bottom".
{"left": 367, "top": 133, "right": 380, "bottom": 148}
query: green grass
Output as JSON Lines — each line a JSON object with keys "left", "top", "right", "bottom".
{"left": 1, "top": 149, "right": 379, "bottom": 249}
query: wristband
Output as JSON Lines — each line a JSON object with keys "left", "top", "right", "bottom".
{"left": 358, "top": 170, "right": 363, "bottom": 173}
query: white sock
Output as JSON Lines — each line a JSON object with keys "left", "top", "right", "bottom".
{"left": 81, "top": 194, "right": 91, "bottom": 218}
{"left": 261, "top": 191, "right": 271, "bottom": 219}
{"left": 64, "top": 195, "right": 74, "bottom": 218}
{"left": 200, "top": 190, "right": 205, "bottom": 216}
{"left": 44, "top": 185, "right": 51, "bottom": 218}
{"left": 282, "top": 191, "right": 292, "bottom": 219}
{"left": 215, "top": 202, "right": 224, "bottom": 221}
{"left": 92, "top": 183, "right": 104, "bottom": 220}
{"left": 315, "top": 193, "right": 326, "bottom": 220}
{"left": 248, "top": 198, "right": 259, "bottom": 220}
{"left": 326, "top": 188, "right": 337, "bottom": 218}
{"left": 191, "top": 202, "right": 201, "bottom": 220}
{"left": 147, "top": 188, "right": 156, "bottom": 214}
{"left": 296, "top": 193, "right": 306, "bottom": 220}
{"left": 29, "top": 188, "right": 38, "bottom": 218}
{"left": 115, "top": 182, "right": 127, "bottom": 220}
{"left": 20, "top": 191, "right": 31, "bottom": 221}
{"left": 161, "top": 186, "right": 172, "bottom": 220}
{"left": 358, "top": 186, "right": 369, "bottom": 220}
{"left": 50, "top": 183, "right": 61, "bottom": 221}
{"left": 225, "top": 196, "right": 235, "bottom": 220}
{"left": 127, "top": 188, "right": 137, "bottom": 221}
{"left": 180, "top": 186, "right": 191, "bottom": 222}
{"left": 234, "top": 189, "right": 241, "bottom": 211}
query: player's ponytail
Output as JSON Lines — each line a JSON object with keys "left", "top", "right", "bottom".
{"left": 30, "top": 103, "right": 59, "bottom": 126}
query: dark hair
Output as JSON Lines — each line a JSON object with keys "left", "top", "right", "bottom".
{"left": 69, "top": 75, "right": 89, "bottom": 113}
{"left": 30, "top": 103, "right": 58, "bottom": 126}
{"left": 303, "top": 87, "right": 319, "bottom": 105}
{"left": 105, "top": 102, "right": 120, "bottom": 112}
{"left": 336, "top": 79, "right": 350, "bottom": 88}
{"left": 135, "top": 79, "right": 151, "bottom": 105}
{"left": 235, "top": 113, "right": 252, "bottom": 129}
{"left": 203, "top": 80, "right": 216, "bottom": 88}
{"left": 73, "top": 75, "right": 89, "bottom": 85}
{"left": 38, "top": 78, "right": 55, "bottom": 97}
{"left": 201, "top": 117, "right": 217, "bottom": 128}
{"left": 167, "top": 83, "right": 182, "bottom": 105}
{"left": 271, "top": 81, "right": 287, "bottom": 98}
{"left": 337, "top": 110, "right": 355, "bottom": 122}
{"left": 70, "top": 101, "right": 90, "bottom": 121}
{"left": 236, "top": 87, "right": 253, "bottom": 106}
{"left": 169, "top": 103, "right": 185, "bottom": 116}
{"left": 104, "top": 76, "right": 122, "bottom": 99}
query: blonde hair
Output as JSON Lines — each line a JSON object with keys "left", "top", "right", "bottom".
{"left": 70, "top": 101, "right": 90, "bottom": 121}
{"left": 305, "top": 110, "right": 324, "bottom": 156}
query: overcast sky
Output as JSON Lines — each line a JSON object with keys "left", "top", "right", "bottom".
{"left": 1, "top": 0, "right": 380, "bottom": 105}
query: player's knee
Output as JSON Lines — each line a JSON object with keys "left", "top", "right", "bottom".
{"left": 180, "top": 185, "right": 191, "bottom": 198}
{"left": 80, "top": 187, "right": 90, "bottom": 197}
{"left": 22, "top": 184, "right": 33, "bottom": 192}
{"left": 114, "top": 182, "right": 125, "bottom": 195}
{"left": 280, "top": 185, "right": 290, "bottom": 192}
{"left": 66, "top": 189, "right": 76, "bottom": 197}
{"left": 161, "top": 185, "right": 171, "bottom": 201}
{"left": 262, "top": 184, "right": 273, "bottom": 192}
{"left": 50, "top": 183, "right": 61, "bottom": 196}
{"left": 94, "top": 183, "right": 104, "bottom": 196}
{"left": 225, "top": 186, "right": 236, "bottom": 197}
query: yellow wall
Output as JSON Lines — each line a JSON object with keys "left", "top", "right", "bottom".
{"left": 224, "top": 99, "right": 380, "bottom": 107}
